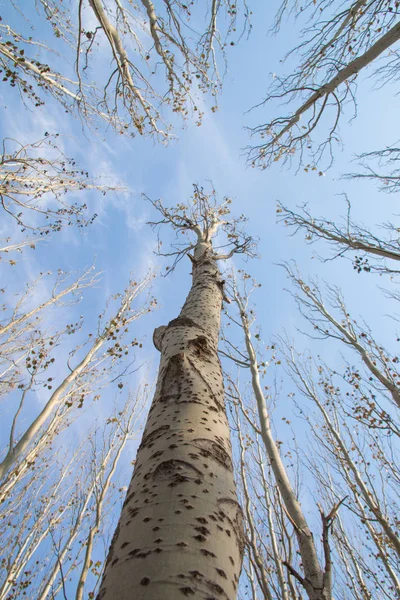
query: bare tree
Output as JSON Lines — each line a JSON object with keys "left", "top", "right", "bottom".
{"left": 0, "top": 267, "right": 101, "bottom": 399}
{"left": 3, "top": 1, "right": 250, "bottom": 138}
{"left": 232, "top": 401, "right": 286, "bottom": 600}
{"left": 283, "top": 263, "right": 400, "bottom": 411}
{"left": 280, "top": 341, "right": 400, "bottom": 599}
{"left": 277, "top": 200, "right": 400, "bottom": 274}
{"left": 247, "top": 0, "right": 400, "bottom": 168}
{"left": 97, "top": 186, "right": 255, "bottom": 600}
{"left": 0, "top": 387, "right": 149, "bottom": 600}
{"left": 0, "top": 269, "right": 156, "bottom": 486}
{"left": 0, "top": 134, "right": 115, "bottom": 239}
{"left": 220, "top": 265, "right": 400, "bottom": 600}
{"left": 230, "top": 395, "right": 305, "bottom": 600}
{"left": 344, "top": 146, "right": 400, "bottom": 194}
{"left": 221, "top": 273, "right": 337, "bottom": 600}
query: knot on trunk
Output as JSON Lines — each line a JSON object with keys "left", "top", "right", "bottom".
{"left": 153, "top": 325, "right": 167, "bottom": 351}
{"left": 168, "top": 316, "right": 201, "bottom": 329}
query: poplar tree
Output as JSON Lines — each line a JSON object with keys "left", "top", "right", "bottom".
{"left": 247, "top": 0, "right": 400, "bottom": 169}
{"left": 97, "top": 187, "right": 255, "bottom": 600}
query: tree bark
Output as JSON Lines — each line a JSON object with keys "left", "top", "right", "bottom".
{"left": 97, "top": 241, "right": 244, "bottom": 600}
{"left": 231, "top": 289, "right": 331, "bottom": 600}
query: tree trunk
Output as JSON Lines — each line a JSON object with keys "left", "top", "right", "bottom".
{"left": 97, "top": 241, "right": 245, "bottom": 600}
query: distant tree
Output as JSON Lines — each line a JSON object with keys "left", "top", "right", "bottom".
{"left": 277, "top": 200, "right": 400, "bottom": 275}
{"left": 277, "top": 263, "right": 400, "bottom": 598}
{"left": 0, "top": 266, "right": 100, "bottom": 399}
{"left": 0, "top": 269, "right": 156, "bottom": 490}
{"left": 222, "top": 266, "right": 400, "bottom": 600}
{"left": 222, "top": 274, "right": 336, "bottom": 600}
{"left": 247, "top": 0, "right": 400, "bottom": 168}
{"left": 97, "top": 186, "right": 256, "bottom": 600}
{"left": 344, "top": 146, "right": 400, "bottom": 194}
{"left": 280, "top": 340, "right": 400, "bottom": 599}
{"left": 0, "top": 134, "right": 116, "bottom": 251}
{"left": 0, "top": 387, "right": 150, "bottom": 600}
{"left": 2, "top": 1, "right": 250, "bottom": 138}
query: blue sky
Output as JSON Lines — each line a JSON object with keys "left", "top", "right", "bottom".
{"left": 1, "top": 0, "right": 400, "bottom": 596}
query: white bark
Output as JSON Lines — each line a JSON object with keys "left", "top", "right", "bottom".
{"left": 287, "top": 351, "right": 400, "bottom": 559}
{"left": 0, "top": 335, "right": 105, "bottom": 481}
{"left": 257, "top": 446, "right": 290, "bottom": 600}
{"left": 249, "top": 19, "right": 400, "bottom": 166}
{"left": 97, "top": 240, "right": 244, "bottom": 599}
{"left": 0, "top": 267, "right": 97, "bottom": 338}
{"left": 278, "top": 20, "right": 400, "bottom": 139}
{"left": 0, "top": 452, "right": 75, "bottom": 600}
{"left": 233, "top": 292, "right": 331, "bottom": 600}
{"left": 0, "top": 275, "right": 152, "bottom": 481}
{"left": 235, "top": 405, "right": 273, "bottom": 600}
{"left": 75, "top": 391, "right": 145, "bottom": 600}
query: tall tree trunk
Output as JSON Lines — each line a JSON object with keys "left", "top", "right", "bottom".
{"left": 97, "top": 240, "right": 245, "bottom": 600}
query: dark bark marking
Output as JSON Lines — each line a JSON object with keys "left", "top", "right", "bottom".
{"left": 216, "top": 569, "right": 227, "bottom": 579}
{"left": 180, "top": 587, "right": 195, "bottom": 596}
{"left": 136, "top": 551, "right": 152, "bottom": 558}
{"left": 218, "top": 498, "right": 245, "bottom": 556}
{"left": 196, "top": 517, "right": 208, "bottom": 524}
{"left": 205, "top": 580, "right": 225, "bottom": 595}
{"left": 120, "top": 542, "right": 130, "bottom": 548}
{"left": 201, "top": 549, "right": 217, "bottom": 558}
{"left": 194, "top": 526, "right": 210, "bottom": 536}
{"left": 150, "top": 450, "right": 164, "bottom": 459}
{"left": 123, "top": 490, "right": 135, "bottom": 507}
{"left": 188, "top": 335, "right": 213, "bottom": 358}
{"left": 152, "top": 459, "right": 202, "bottom": 484}
{"left": 186, "top": 356, "right": 224, "bottom": 411}
{"left": 192, "top": 439, "right": 233, "bottom": 470}
{"left": 168, "top": 316, "right": 204, "bottom": 330}
{"left": 140, "top": 425, "right": 170, "bottom": 449}
{"left": 140, "top": 578, "right": 150, "bottom": 586}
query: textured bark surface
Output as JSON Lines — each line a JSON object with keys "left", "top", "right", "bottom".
{"left": 97, "top": 242, "right": 244, "bottom": 600}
